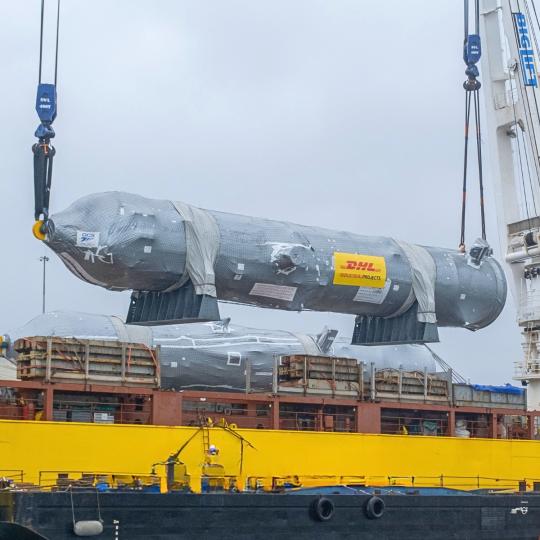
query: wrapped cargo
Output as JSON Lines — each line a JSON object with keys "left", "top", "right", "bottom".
{"left": 42, "top": 192, "right": 507, "bottom": 344}
{"left": 7, "top": 312, "right": 441, "bottom": 392}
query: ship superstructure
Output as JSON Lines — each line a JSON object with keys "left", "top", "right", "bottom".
{"left": 482, "top": 0, "right": 540, "bottom": 410}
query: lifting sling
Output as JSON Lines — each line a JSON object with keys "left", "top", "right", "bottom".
{"left": 460, "top": 0, "right": 488, "bottom": 251}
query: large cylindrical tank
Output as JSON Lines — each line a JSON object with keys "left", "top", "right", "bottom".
{"left": 44, "top": 192, "right": 506, "bottom": 330}
{"left": 7, "top": 312, "right": 441, "bottom": 392}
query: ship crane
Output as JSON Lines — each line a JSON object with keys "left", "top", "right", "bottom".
{"left": 481, "top": 0, "right": 540, "bottom": 411}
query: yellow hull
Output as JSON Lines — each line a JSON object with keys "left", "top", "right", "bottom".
{"left": 3, "top": 419, "right": 540, "bottom": 491}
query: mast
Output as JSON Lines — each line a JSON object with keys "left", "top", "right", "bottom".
{"left": 481, "top": 0, "right": 540, "bottom": 411}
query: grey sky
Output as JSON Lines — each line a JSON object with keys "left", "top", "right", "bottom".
{"left": 0, "top": 1, "right": 519, "bottom": 384}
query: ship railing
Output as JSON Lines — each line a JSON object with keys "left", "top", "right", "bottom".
{"left": 380, "top": 409, "right": 449, "bottom": 436}
{"left": 381, "top": 414, "right": 529, "bottom": 439}
{"left": 51, "top": 396, "right": 151, "bottom": 425}
{"left": 518, "top": 290, "right": 540, "bottom": 324}
{"left": 494, "top": 413, "right": 530, "bottom": 440}
{"left": 37, "top": 470, "right": 163, "bottom": 491}
{"left": 182, "top": 401, "right": 357, "bottom": 432}
{"left": 181, "top": 400, "right": 272, "bottom": 430}
{"left": 0, "top": 392, "right": 153, "bottom": 424}
{"left": 0, "top": 469, "right": 24, "bottom": 483}
{"left": 245, "top": 474, "right": 540, "bottom": 492}
{"left": 246, "top": 474, "right": 368, "bottom": 491}
{"left": 372, "top": 475, "right": 540, "bottom": 491}
{"left": 514, "top": 360, "right": 540, "bottom": 378}
{"left": 453, "top": 412, "right": 528, "bottom": 439}
{"left": 36, "top": 469, "right": 240, "bottom": 493}
{"left": 0, "top": 395, "right": 44, "bottom": 421}
{"left": 22, "top": 471, "right": 540, "bottom": 493}
{"left": 454, "top": 413, "right": 492, "bottom": 438}
{"left": 277, "top": 410, "right": 356, "bottom": 432}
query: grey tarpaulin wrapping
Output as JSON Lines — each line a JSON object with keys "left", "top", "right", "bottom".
{"left": 0, "top": 358, "right": 16, "bottom": 381}
{"left": 395, "top": 241, "right": 437, "bottom": 324}
{"left": 6, "top": 311, "right": 441, "bottom": 392}
{"left": 109, "top": 316, "right": 152, "bottom": 345}
{"left": 45, "top": 192, "right": 507, "bottom": 332}
{"left": 291, "top": 332, "right": 323, "bottom": 356}
{"left": 169, "top": 201, "right": 220, "bottom": 297}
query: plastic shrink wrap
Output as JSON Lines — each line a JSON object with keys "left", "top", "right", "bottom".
{"left": 6, "top": 312, "right": 442, "bottom": 392}
{"left": 42, "top": 192, "right": 506, "bottom": 342}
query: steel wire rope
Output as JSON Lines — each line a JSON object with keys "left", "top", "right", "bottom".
{"left": 515, "top": 1, "right": 540, "bottom": 193}
{"left": 33, "top": 0, "right": 61, "bottom": 226}
{"left": 508, "top": 0, "right": 540, "bottom": 388}
{"left": 461, "top": 0, "right": 472, "bottom": 246}
{"left": 518, "top": 91, "right": 540, "bottom": 211}
{"left": 508, "top": 0, "right": 540, "bottom": 219}
{"left": 460, "top": 91, "right": 473, "bottom": 246}
{"left": 461, "top": 0, "right": 488, "bottom": 244}
{"left": 532, "top": 0, "right": 540, "bottom": 23}
{"left": 514, "top": 0, "right": 540, "bottom": 136}
{"left": 464, "top": 0, "right": 481, "bottom": 32}
{"left": 508, "top": 43, "right": 539, "bottom": 216}
{"left": 524, "top": 2, "right": 540, "bottom": 334}
{"left": 509, "top": 0, "right": 539, "bottom": 219}
{"left": 510, "top": 68, "right": 534, "bottom": 226}
{"left": 473, "top": 89, "right": 487, "bottom": 239}
{"left": 513, "top": 67, "right": 540, "bottom": 215}
{"left": 38, "top": 0, "right": 44, "bottom": 83}
{"left": 37, "top": 0, "right": 61, "bottom": 85}
{"left": 475, "top": 0, "right": 487, "bottom": 242}
{"left": 520, "top": 119, "right": 539, "bottom": 216}
{"left": 54, "top": 0, "right": 60, "bottom": 86}
{"left": 531, "top": 0, "right": 540, "bottom": 46}
{"left": 522, "top": 0, "right": 540, "bottom": 209}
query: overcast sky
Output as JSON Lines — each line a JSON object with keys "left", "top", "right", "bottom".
{"left": 0, "top": 1, "right": 521, "bottom": 384}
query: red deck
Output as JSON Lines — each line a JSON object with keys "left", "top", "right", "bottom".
{"left": 0, "top": 378, "right": 537, "bottom": 440}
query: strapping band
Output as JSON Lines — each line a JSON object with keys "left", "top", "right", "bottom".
{"left": 394, "top": 241, "right": 437, "bottom": 324}
{"left": 168, "top": 201, "right": 220, "bottom": 297}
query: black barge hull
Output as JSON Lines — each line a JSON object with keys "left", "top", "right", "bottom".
{"left": 1, "top": 491, "right": 540, "bottom": 540}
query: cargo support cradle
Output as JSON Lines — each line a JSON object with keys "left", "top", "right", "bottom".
{"left": 127, "top": 280, "right": 220, "bottom": 325}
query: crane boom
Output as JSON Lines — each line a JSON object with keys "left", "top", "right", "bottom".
{"left": 481, "top": 0, "right": 540, "bottom": 411}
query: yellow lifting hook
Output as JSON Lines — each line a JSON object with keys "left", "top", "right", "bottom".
{"left": 32, "top": 220, "right": 46, "bottom": 241}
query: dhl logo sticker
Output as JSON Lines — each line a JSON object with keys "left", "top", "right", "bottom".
{"left": 343, "top": 260, "right": 381, "bottom": 272}
{"left": 333, "top": 252, "right": 386, "bottom": 288}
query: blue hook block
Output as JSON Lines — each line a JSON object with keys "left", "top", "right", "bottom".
{"left": 35, "top": 83, "right": 57, "bottom": 125}
{"left": 464, "top": 34, "right": 481, "bottom": 65}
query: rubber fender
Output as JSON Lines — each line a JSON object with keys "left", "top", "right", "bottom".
{"left": 310, "top": 497, "right": 335, "bottom": 522}
{"left": 73, "top": 520, "right": 104, "bottom": 536}
{"left": 365, "top": 496, "right": 385, "bottom": 519}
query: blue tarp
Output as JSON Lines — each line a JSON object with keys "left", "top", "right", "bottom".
{"left": 471, "top": 383, "right": 524, "bottom": 395}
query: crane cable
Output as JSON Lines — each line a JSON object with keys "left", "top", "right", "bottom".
{"left": 37, "top": 0, "right": 60, "bottom": 86}
{"left": 460, "top": 0, "right": 487, "bottom": 249}
{"left": 32, "top": 0, "right": 61, "bottom": 241}
{"left": 515, "top": 0, "right": 540, "bottom": 216}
